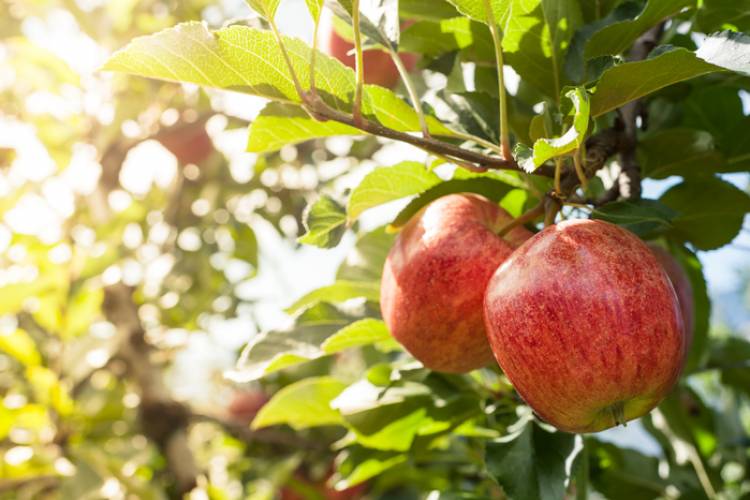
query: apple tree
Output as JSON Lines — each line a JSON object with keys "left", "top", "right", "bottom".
{"left": 1, "top": 0, "right": 750, "bottom": 498}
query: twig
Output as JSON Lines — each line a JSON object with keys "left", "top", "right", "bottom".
{"left": 497, "top": 201, "right": 544, "bottom": 237}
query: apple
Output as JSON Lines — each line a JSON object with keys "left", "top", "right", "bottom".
{"left": 319, "top": 11, "right": 418, "bottom": 89}
{"left": 649, "top": 244, "right": 694, "bottom": 352}
{"left": 381, "top": 194, "right": 533, "bottom": 373}
{"left": 483, "top": 219, "right": 685, "bottom": 433}
{"left": 157, "top": 121, "right": 214, "bottom": 165}
{"left": 226, "top": 390, "right": 269, "bottom": 424}
{"left": 280, "top": 470, "right": 366, "bottom": 500}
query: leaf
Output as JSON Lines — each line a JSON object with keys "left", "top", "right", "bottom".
{"left": 286, "top": 280, "right": 381, "bottom": 314}
{"left": 251, "top": 377, "right": 347, "bottom": 430}
{"left": 590, "top": 47, "right": 720, "bottom": 117}
{"left": 26, "top": 366, "right": 74, "bottom": 416}
{"left": 347, "top": 161, "right": 442, "bottom": 222}
{"left": 304, "top": 0, "right": 324, "bottom": 21}
{"left": 233, "top": 303, "right": 351, "bottom": 380}
{"left": 705, "top": 336, "right": 750, "bottom": 397}
{"left": 335, "top": 446, "right": 408, "bottom": 489}
{"left": 671, "top": 245, "right": 710, "bottom": 372}
{"left": 329, "top": 0, "right": 401, "bottom": 49}
{"left": 0, "top": 329, "right": 41, "bottom": 367}
{"left": 245, "top": 0, "right": 281, "bottom": 19}
{"left": 696, "top": 0, "right": 750, "bottom": 33}
{"left": 104, "top": 23, "right": 445, "bottom": 135}
{"left": 588, "top": 440, "right": 666, "bottom": 499}
{"left": 523, "top": 87, "right": 590, "bottom": 171}
{"left": 638, "top": 129, "right": 724, "bottom": 178}
{"left": 502, "top": 0, "right": 584, "bottom": 98}
{"left": 337, "top": 227, "right": 395, "bottom": 282}
{"left": 248, "top": 102, "right": 360, "bottom": 153}
{"left": 585, "top": 0, "right": 696, "bottom": 59}
{"left": 485, "top": 418, "right": 580, "bottom": 500}
{"left": 400, "top": 0, "right": 460, "bottom": 21}
{"left": 232, "top": 223, "right": 259, "bottom": 268}
{"left": 389, "top": 177, "right": 515, "bottom": 229}
{"left": 321, "top": 318, "right": 391, "bottom": 353}
{"left": 694, "top": 30, "right": 750, "bottom": 77}
{"left": 659, "top": 176, "right": 750, "bottom": 250}
{"left": 298, "top": 195, "right": 347, "bottom": 248}
{"left": 444, "top": 0, "right": 513, "bottom": 26}
{"left": 591, "top": 199, "right": 678, "bottom": 238}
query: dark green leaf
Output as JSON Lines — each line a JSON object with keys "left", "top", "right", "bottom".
{"left": 299, "top": 195, "right": 347, "bottom": 248}
{"left": 589, "top": 440, "right": 666, "bottom": 499}
{"left": 585, "top": 0, "right": 696, "bottom": 59}
{"left": 659, "top": 176, "right": 750, "bottom": 250}
{"left": 591, "top": 199, "right": 677, "bottom": 238}
{"left": 696, "top": 0, "right": 750, "bottom": 33}
{"left": 638, "top": 129, "right": 724, "bottom": 178}
{"left": 485, "top": 418, "right": 580, "bottom": 500}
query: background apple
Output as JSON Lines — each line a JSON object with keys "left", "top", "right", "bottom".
{"left": 649, "top": 244, "right": 694, "bottom": 352}
{"left": 319, "top": 11, "right": 418, "bottom": 89}
{"left": 226, "top": 390, "right": 269, "bottom": 424}
{"left": 484, "top": 219, "right": 685, "bottom": 433}
{"left": 381, "top": 194, "right": 533, "bottom": 373}
{"left": 156, "top": 120, "right": 214, "bottom": 165}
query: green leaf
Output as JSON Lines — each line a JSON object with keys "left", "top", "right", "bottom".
{"left": 389, "top": 176, "right": 515, "bottom": 229}
{"left": 248, "top": 102, "right": 359, "bottom": 153}
{"left": 0, "top": 329, "right": 41, "bottom": 366}
{"left": 251, "top": 376, "right": 347, "bottom": 430}
{"left": 233, "top": 303, "right": 351, "bottom": 380}
{"left": 304, "top": 0, "right": 324, "bottom": 21}
{"left": 523, "top": 87, "right": 590, "bottom": 171}
{"left": 232, "top": 223, "right": 259, "bottom": 269}
{"left": 590, "top": 47, "right": 720, "bottom": 117}
{"left": 321, "top": 319, "right": 391, "bottom": 354}
{"left": 337, "top": 227, "right": 395, "bottom": 282}
{"left": 696, "top": 0, "right": 750, "bottom": 32}
{"left": 104, "top": 23, "right": 446, "bottom": 135}
{"left": 27, "top": 366, "right": 74, "bottom": 416}
{"left": 335, "top": 446, "right": 408, "bottom": 489}
{"left": 585, "top": 0, "right": 696, "bottom": 59}
{"left": 245, "top": 0, "right": 281, "bottom": 19}
{"left": 444, "top": 0, "right": 513, "bottom": 26}
{"left": 400, "top": 0, "right": 460, "bottom": 21}
{"left": 298, "top": 195, "right": 347, "bottom": 248}
{"left": 588, "top": 440, "right": 666, "bottom": 499}
{"left": 705, "top": 336, "right": 750, "bottom": 397}
{"left": 502, "top": 0, "right": 584, "bottom": 98}
{"left": 591, "top": 199, "right": 677, "bottom": 238}
{"left": 638, "top": 129, "right": 724, "bottom": 178}
{"left": 659, "top": 176, "right": 750, "bottom": 250}
{"left": 485, "top": 418, "right": 580, "bottom": 500}
{"left": 286, "top": 280, "right": 381, "bottom": 314}
{"left": 348, "top": 161, "right": 442, "bottom": 222}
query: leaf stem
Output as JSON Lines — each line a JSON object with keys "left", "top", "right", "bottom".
{"left": 351, "top": 0, "right": 365, "bottom": 126}
{"left": 573, "top": 148, "right": 588, "bottom": 190}
{"left": 482, "top": 0, "right": 511, "bottom": 159}
{"left": 268, "top": 19, "right": 307, "bottom": 102}
{"left": 388, "top": 45, "right": 430, "bottom": 138}
{"left": 575, "top": 437, "right": 589, "bottom": 500}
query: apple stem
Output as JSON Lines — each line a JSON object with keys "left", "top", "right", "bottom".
{"left": 497, "top": 201, "right": 544, "bottom": 238}
{"left": 609, "top": 401, "right": 627, "bottom": 427}
{"left": 482, "top": 0, "right": 511, "bottom": 159}
{"left": 351, "top": 0, "right": 365, "bottom": 127}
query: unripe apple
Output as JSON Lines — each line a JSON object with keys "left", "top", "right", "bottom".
{"left": 648, "top": 244, "right": 694, "bottom": 351}
{"left": 319, "top": 11, "right": 418, "bottom": 89}
{"left": 381, "top": 194, "right": 533, "bottom": 373}
{"left": 484, "top": 219, "right": 685, "bottom": 433}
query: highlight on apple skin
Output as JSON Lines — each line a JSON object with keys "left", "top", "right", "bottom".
{"left": 380, "top": 194, "right": 533, "bottom": 373}
{"left": 318, "top": 11, "right": 418, "bottom": 89}
{"left": 483, "top": 219, "right": 686, "bottom": 433}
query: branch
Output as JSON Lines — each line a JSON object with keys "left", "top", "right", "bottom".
{"left": 616, "top": 22, "right": 666, "bottom": 200}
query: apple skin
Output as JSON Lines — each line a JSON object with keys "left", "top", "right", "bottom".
{"left": 319, "top": 12, "right": 418, "bottom": 89}
{"left": 483, "top": 219, "right": 685, "bottom": 433}
{"left": 226, "top": 390, "right": 269, "bottom": 424}
{"left": 649, "top": 244, "right": 694, "bottom": 352}
{"left": 157, "top": 121, "right": 214, "bottom": 165}
{"left": 280, "top": 472, "right": 366, "bottom": 500}
{"left": 381, "top": 194, "right": 533, "bottom": 373}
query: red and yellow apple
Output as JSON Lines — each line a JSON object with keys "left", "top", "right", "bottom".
{"left": 319, "top": 11, "right": 418, "bottom": 89}
{"left": 226, "top": 390, "right": 269, "bottom": 424}
{"left": 381, "top": 194, "right": 533, "bottom": 373}
{"left": 649, "top": 244, "right": 694, "bottom": 351}
{"left": 157, "top": 121, "right": 214, "bottom": 165}
{"left": 483, "top": 219, "right": 685, "bottom": 433}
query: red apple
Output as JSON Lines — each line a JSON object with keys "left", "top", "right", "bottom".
{"left": 381, "top": 194, "right": 533, "bottom": 373}
{"left": 280, "top": 470, "right": 366, "bottom": 500}
{"left": 319, "top": 11, "right": 418, "bottom": 89}
{"left": 157, "top": 121, "right": 214, "bottom": 165}
{"left": 483, "top": 219, "right": 685, "bottom": 433}
{"left": 649, "top": 244, "right": 694, "bottom": 352}
{"left": 226, "top": 390, "right": 269, "bottom": 424}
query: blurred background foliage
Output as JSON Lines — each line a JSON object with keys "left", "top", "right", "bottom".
{"left": 0, "top": 0, "right": 749, "bottom": 499}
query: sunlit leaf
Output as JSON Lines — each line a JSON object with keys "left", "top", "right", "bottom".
{"left": 0, "top": 329, "right": 41, "bottom": 367}
{"left": 299, "top": 195, "right": 347, "bottom": 248}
